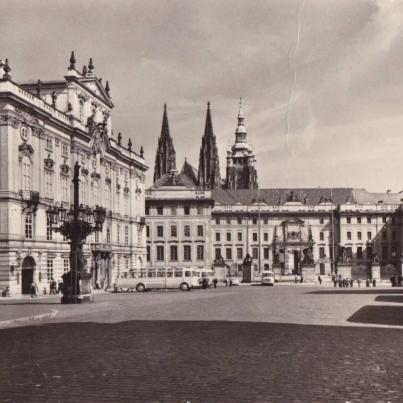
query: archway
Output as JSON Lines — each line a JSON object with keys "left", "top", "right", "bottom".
{"left": 21, "top": 256, "right": 35, "bottom": 294}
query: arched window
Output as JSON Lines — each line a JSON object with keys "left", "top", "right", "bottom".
{"left": 21, "top": 157, "right": 31, "bottom": 191}
{"left": 61, "top": 175, "right": 69, "bottom": 201}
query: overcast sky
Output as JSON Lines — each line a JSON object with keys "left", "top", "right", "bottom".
{"left": 2, "top": 0, "right": 403, "bottom": 191}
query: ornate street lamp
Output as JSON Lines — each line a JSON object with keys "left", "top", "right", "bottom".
{"left": 46, "top": 161, "right": 106, "bottom": 303}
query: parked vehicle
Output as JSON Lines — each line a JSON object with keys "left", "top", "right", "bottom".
{"left": 261, "top": 270, "right": 275, "bottom": 286}
{"left": 114, "top": 268, "right": 200, "bottom": 292}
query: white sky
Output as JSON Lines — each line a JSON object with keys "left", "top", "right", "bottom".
{"left": 2, "top": 0, "right": 403, "bottom": 191}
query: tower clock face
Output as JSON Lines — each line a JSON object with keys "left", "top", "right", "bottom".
{"left": 20, "top": 126, "right": 30, "bottom": 142}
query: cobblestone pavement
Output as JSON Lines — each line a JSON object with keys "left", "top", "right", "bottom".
{"left": 1, "top": 286, "right": 403, "bottom": 402}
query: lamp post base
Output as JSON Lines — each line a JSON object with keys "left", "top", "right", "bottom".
{"left": 61, "top": 294, "right": 94, "bottom": 304}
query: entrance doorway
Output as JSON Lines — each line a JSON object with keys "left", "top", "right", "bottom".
{"left": 21, "top": 256, "right": 35, "bottom": 294}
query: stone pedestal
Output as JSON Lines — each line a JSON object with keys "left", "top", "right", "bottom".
{"left": 61, "top": 270, "right": 94, "bottom": 304}
{"left": 301, "top": 265, "right": 316, "bottom": 282}
{"left": 337, "top": 263, "right": 352, "bottom": 279}
{"left": 242, "top": 261, "right": 252, "bottom": 283}
{"left": 371, "top": 264, "right": 381, "bottom": 282}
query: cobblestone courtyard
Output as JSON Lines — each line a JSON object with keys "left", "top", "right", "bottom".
{"left": 1, "top": 285, "right": 403, "bottom": 402}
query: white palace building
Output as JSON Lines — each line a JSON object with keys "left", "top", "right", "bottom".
{"left": 0, "top": 53, "right": 148, "bottom": 296}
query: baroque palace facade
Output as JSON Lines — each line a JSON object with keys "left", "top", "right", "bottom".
{"left": 146, "top": 101, "right": 403, "bottom": 281}
{"left": 0, "top": 53, "right": 148, "bottom": 295}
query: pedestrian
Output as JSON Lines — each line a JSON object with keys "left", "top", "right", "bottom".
{"left": 349, "top": 279, "right": 353, "bottom": 288}
{"left": 300, "top": 276, "right": 304, "bottom": 284}
{"left": 58, "top": 280, "right": 63, "bottom": 294}
{"left": 294, "top": 276, "right": 298, "bottom": 284}
{"left": 372, "top": 278, "right": 376, "bottom": 287}
{"left": 229, "top": 278, "right": 233, "bottom": 287}
{"left": 30, "top": 282, "right": 37, "bottom": 298}
{"left": 391, "top": 276, "right": 396, "bottom": 287}
{"left": 318, "top": 275, "right": 322, "bottom": 285}
{"left": 224, "top": 279, "right": 228, "bottom": 287}
{"left": 202, "top": 277, "right": 208, "bottom": 289}
{"left": 357, "top": 278, "right": 361, "bottom": 288}
{"left": 213, "top": 278, "right": 217, "bottom": 289}
{"left": 43, "top": 286, "right": 47, "bottom": 295}
{"left": 366, "top": 279, "right": 370, "bottom": 287}
{"left": 333, "top": 278, "right": 337, "bottom": 288}
{"left": 398, "top": 276, "right": 402, "bottom": 287}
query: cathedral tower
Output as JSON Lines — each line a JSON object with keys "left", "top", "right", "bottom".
{"left": 225, "top": 99, "right": 258, "bottom": 189}
{"left": 153, "top": 104, "right": 176, "bottom": 183}
{"left": 197, "top": 102, "right": 221, "bottom": 189}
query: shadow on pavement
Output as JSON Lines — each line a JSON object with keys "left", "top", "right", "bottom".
{"left": 306, "top": 289, "right": 402, "bottom": 295}
{"left": 375, "top": 295, "right": 403, "bottom": 303}
{"left": 348, "top": 305, "right": 403, "bottom": 326}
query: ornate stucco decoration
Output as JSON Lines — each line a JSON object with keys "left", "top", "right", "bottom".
{"left": 81, "top": 168, "right": 89, "bottom": 176}
{"left": 105, "top": 177, "right": 111, "bottom": 185}
{"left": 0, "top": 113, "right": 20, "bottom": 128}
{"left": 18, "top": 142, "right": 34, "bottom": 161}
{"left": 60, "top": 159, "right": 70, "bottom": 175}
{"left": 44, "top": 153, "right": 55, "bottom": 170}
{"left": 91, "top": 171, "right": 101, "bottom": 180}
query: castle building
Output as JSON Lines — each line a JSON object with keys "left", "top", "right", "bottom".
{"left": 225, "top": 99, "right": 258, "bottom": 190}
{"left": 197, "top": 102, "right": 221, "bottom": 189}
{"left": 153, "top": 104, "right": 176, "bottom": 183}
{"left": 146, "top": 101, "right": 403, "bottom": 282}
{"left": 0, "top": 53, "right": 148, "bottom": 295}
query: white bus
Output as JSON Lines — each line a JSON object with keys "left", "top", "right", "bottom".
{"left": 114, "top": 268, "right": 200, "bottom": 292}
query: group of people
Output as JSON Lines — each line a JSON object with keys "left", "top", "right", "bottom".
{"left": 390, "top": 275, "right": 403, "bottom": 287}
{"left": 331, "top": 274, "right": 376, "bottom": 288}
{"left": 30, "top": 280, "right": 63, "bottom": 298}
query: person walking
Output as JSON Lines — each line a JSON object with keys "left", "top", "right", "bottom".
{"left": 318, "top": 275, "right": 322, "bottom": 285}
{"left": 30, "top": 282, "right": 37, "bottom": 298}
{"left": 372, "top": 278, "right": 376, "bottom": 287}
{"left": 357, "top": 278, "right": 361, "bottom": 288}
{"left": 213, "top": 278, "right": 217, "bottom": 289}
{"left": 349, "top": 279, "right": 353, "bottom": 288}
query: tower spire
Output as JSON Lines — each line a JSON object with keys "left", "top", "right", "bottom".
{"left": 236, "top": 96, "right": 246, "bottom": 137}
{"left": 197, "top": 102, "right": 221, "bottom": 189}
{"left": 153, "top": 104, "right": 176, "bottom": 183}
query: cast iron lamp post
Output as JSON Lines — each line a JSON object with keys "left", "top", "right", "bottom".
{"left": 46, "top": 161, "right": 106, "bottom": 303}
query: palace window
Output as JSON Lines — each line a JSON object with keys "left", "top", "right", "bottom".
{"left": 79, "top": 100, "right": 85, "bottom": 122}
{"left": 226, "top": 232, "right": 231, "bottom": 242}
{"left": 197, "top": 225, "right": 203, "bottom": 237}
{"left": 146, "top": 226, "right": 150, "bottom": 237}
{"left": 320, "top": 218, "right": 324, "bottom": 224}
{"left": 145, "top": 206, "right": 149, "bottom": 215}
{"left": 46, "top": 137, "right": 53, "bottom": 151}
{"left": 357, "top": 232, "right": 362, "bottom": 241}
{"left": 22, "top": 157, "right": 31, "bottom": 191}
{"left": 226, "top": 217, "right": 231, "bottom": 224}
{"left": 170, "top": 245, "right": 178, "bottom": 261}
{"left": 147, "top": 246, "right": 150, "bottom": 261}
{"left": 125, "top": 226, "right": 129, "bottom": 246}
{"left": 171, "top": 225, "right": 177, "bottom": 237}
{"left": 367, "top": 217, "right": 371, "bottom": 224}
{"left": 63, "top": 259, "right": 69, "bottom": 273}
{"left": 197, "top": 207, "right": 203, "bottom": 215}
{"left": 61, "top": 175, "right": 69, "bottom": 201}
{"left": 252, "top": 248, "right": 258, "bottom": 259}
{"left": 216, "top": 232, "right": 221, "bottom": 242}
{"left": 157, "top": 225, "right": 163, "bottom": 237}
{"left": 215, "top": 248, "right": 221, "bottom": 260}
{"left": 382, "top": 216, "right": 387, "bottom": 224}
{"left": 357, "top": 217, "right": 361, "bottom": 224}
{"left": 346, "top": 217, "right": 351, "bottom": 224}
{"left": 197, "top": 245, "right": 204, "bottom": 260}
{"left": 347, "top": 232, "right": 351, "bottom": 241}
{"left": 46, "top": 217, "right": 53, "bottom": 241}
{"left": 263, "top": 232, "right": 268, "bottom": 242}
{"left": 184, "top": 245, "right": 191, "bottom": 261}
{"left": 226, "top": 248, "right": 232, "bottom": 260}
{"left": 94, "top": 230, "right": 99, "bottom": 243}
{"left": 157, "top": 207, "right": 163, "bottom": 215}
{"left": 215, "top": 218, "right": 220, "bottom": 225}
{"left": 319, "top": 247, "right": 325, "bottom": 258}
{"left": 263, "top": 218, "right": 268, "bottom": 225}
{"left": 237, "top": 248, "right": 243, "bottom": 260}
{"left": 156, "top": 245, "right": 164, "bottom": 261}
{"left": 253, "top": 233, "right": 258, "bottom": 242}
{"left": 184, "top": 206, "right": 190, "bottom": 215}
{"left": 45, "top": 170, "right": 53, "bottom": 198}
{"left": 184, "top": 225, "right": 191, "bottom": 237}
{"left": 171, "top": 207, "right": 177, "bottom": 216}
{"left": 367, "top": 231, "right": 372, "bottom": 240}
{"left": 25, "top": 213, "right": 33, "bottom": 239}
{"left": 238, "top": 232, "right": 242, "bottom": 242}
{"left": 62, "top": 143, "right": 69, "bottom": 157}
{"left": 252, "top": 218, "right": 257, "bottom": 225}
{"left": 320, "top": 232, "right": 324, "bottom": 241}
{"left": 263, "top": 248, "right": 269, "bottom": 259}
{"left": 47, "top": 259, "right": 54, "bottom": 281}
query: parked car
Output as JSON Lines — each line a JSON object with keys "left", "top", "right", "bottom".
{"left": 261, "top": 270, "right": 275, "bottom": 286}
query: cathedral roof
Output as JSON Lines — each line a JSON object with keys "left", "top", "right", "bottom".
{"left": 151, "top": 172, "right": 196, "bottom": 189}
{"left": 181, "top": 159, "right": 198, "bottom": 185}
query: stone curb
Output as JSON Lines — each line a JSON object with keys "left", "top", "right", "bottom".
{"left": 0, "top": 309, "right": 58, "bottom": 328}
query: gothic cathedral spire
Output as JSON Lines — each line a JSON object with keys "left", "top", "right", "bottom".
{"left": 197, "top": 102, "right": 221, "bottom": 189}
{"left": 153, "top": 104, "right": 176, "bottom": 183}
